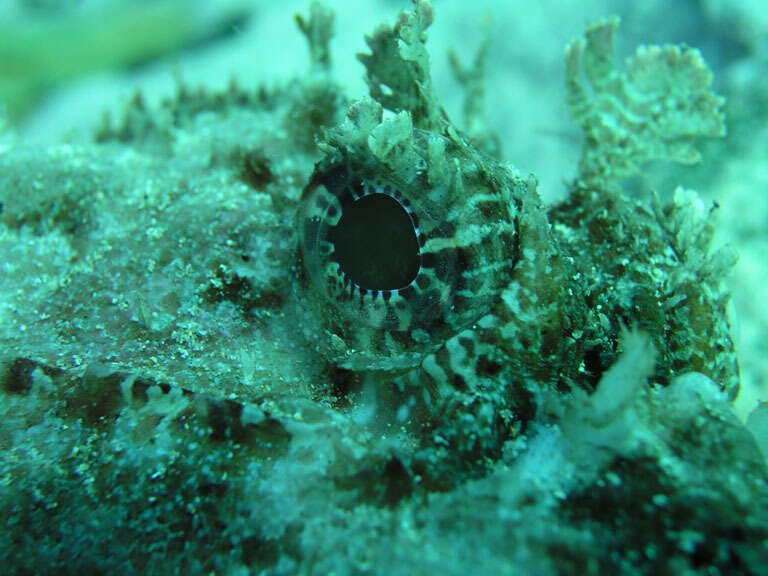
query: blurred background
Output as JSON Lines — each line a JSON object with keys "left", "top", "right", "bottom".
{"left": 1, "top": 0, "right": 766, "bottom": 417}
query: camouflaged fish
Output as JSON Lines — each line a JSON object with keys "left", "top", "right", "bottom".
{"left": 294, "top": 2, "right": 737, "bottom": 468}
{"left": 1, "top": 0, "right": 737, "bottom": 501}
{"left": 0, "top": 1, "right": 750, "bottom": 572}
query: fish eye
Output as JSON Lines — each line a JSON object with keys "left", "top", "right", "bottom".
{"left": 296, "top": 158, "right": 450, "bottom": 369}
{"left": 296, "top": 151, "right": 517, "bottom": 370}
{"left": 298, "top": 162, "right": 439, "bottom": 335}
{"left": 328, "top": 190, "right": 420, "bottom": 291}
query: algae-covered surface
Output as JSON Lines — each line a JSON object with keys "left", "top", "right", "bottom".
{"left": 1, "top": 1, "right": 767, "bottom": 574}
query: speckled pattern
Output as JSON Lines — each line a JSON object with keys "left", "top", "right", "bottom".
{"left": 0, "top": 2, "right": 765, "bottom": 574}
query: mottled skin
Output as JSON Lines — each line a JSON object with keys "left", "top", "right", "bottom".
{"left": 0, "top": 3, "right": 753, "bottom": 573}
{"left": 0, "top": 2, "right": 736, "bottom": 493}
{"left": 292, "top": 1, "right": 736, "bottom": 477}
{"left": 298, "top": 121, "right": 521, "bottom": 371}
{"left": 295, "top": 94, "right": 586, "bottom": 472}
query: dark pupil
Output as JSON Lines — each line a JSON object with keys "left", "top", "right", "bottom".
{"left": 328, "top": 193, "right": 419, "bottom": 290}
